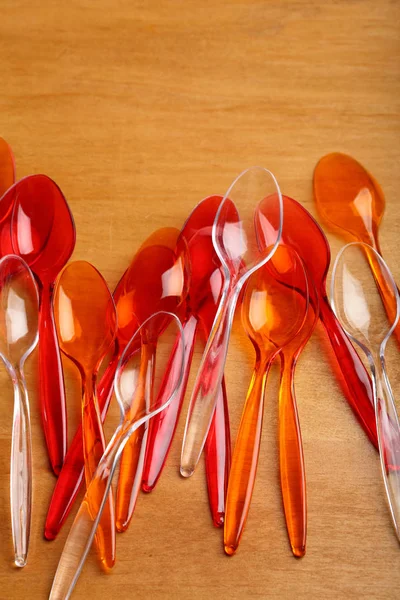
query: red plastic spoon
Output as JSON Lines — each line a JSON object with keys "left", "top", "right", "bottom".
{"left": 44, "top": 228, "right": 186, "bottom": 539}
{"left": 142, "top": 196, "right": 232, "bottom": 527}
{"left": 115, "top": 233, "right": 189, "bottom": 531}
{"left": 11, "top": 174, "right": 76, "bottom": 474}
{"left": 256, "top": 194, "right": 378, "bottom": 447}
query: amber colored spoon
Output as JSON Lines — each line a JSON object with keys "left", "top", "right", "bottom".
{"left": 53, "top": 261, "right": 117, "bottom": 569}
{"left": 0, "top": 137, "right": 15, "bottom": 196}
{"left": 314, "top": 152, "right": 400, "bottom": 343}
{"left": 278, "top": 270, "right": 318, "bottom": 557}
{"left": 224, "top": 245, "right": 308, "bottom": 556}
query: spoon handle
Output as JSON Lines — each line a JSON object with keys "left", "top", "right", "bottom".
{"left": 115, "top": 342, "right": 156, "bottom": 532}
{"left": 319, "top": 295, "right": 378, "bottom": 447}
{"left": 224, "top": 356, "right": 270, "bottom": 555}
{"left": 375, "top": 359, "right": 400, "bottom": 541}
{"left": 50, "top": 398, "right": 169, "bottom": 600}
{"left": 204, "top": 376, "right": 231, "bottom": 527}
{"left": 363, "top": 243, "right": 400, "bottom": 347}
{"left": 181, "top": 286, "right": 238, "bottom": 477}
{"left": 44, "top": 351, "right": 120, "bottom": 540}
{"left": 279, "top": 353, "right": 306, "bottom": 557}
{"left": 10, "top": 369, "right": 32, "bottom": 567}
{"left": 50, "top": 429, "right": 123, "bottom": 600}
{"left": 199, "top": 306, "right": 231, "bottom": 528}
{"left": 39, "top": 283, "right": 67, "bottom": 475}
{"left": 82, "top": 380, "right": 115, "bottom": 568}
{"left": 142, "top": 315, "right": 198, "bottom": 492}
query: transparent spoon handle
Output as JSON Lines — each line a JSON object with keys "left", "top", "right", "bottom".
{"left": 224, "top": 356, "right": 269, "bottom": 555}
{"left": 116, "top": 342, "right": 156, "bottom": 532}
{"left": 375, "top": 359, "right": 400, "bottom": 541}
{"left": 49, "top": 433, "right": 121, "bottom": 600}
{"left": 181, "top": 285, "right": 239, "bottom": 477}
{"left": 10, "top": 369, "right": 32, "bottom": 568}
{"left": 142, "top": 315, "right": 198, "bottom": 492}
{"left": 279, "top": 354, "right": 306, "bottom": 557}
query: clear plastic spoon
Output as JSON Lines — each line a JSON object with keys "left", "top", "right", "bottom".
{"left": 181, "top": 167, "right": 283, "bottom": 477}
{"left": 0, "top": 254, "right": 39, "bottom": 567}
{"left": 49, "top": 311, "right": 184, "bottom": 600}
{"left": 331, "top": 242, "right": 400, "bottom": 542}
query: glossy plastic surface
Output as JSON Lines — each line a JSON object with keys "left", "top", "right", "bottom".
{"left": 0, "top": 255, "right": 39, "bottom": 567}
{"left": 224, "top": 245, "right": 308, "bottom": 555}
{"left": 45, "top": 228, "right": 185, "bottom": 538}
{"left": 181, "top": 167, "right": 283, "bottom": 478}
{"left": 278, "top": 272, "right": 318, "bottom": 557}
{"left": 0, "top": 136, "right": 15, "bottom": 196}
{"left": 49, "top": 312, "right": 185, "bottom": 600}
{"left": 53, "top": 261, "right": 116, "bottom": 569}
{"left": 256, "top": 194, "right": 378, "bottom": 448}
{"left": 10, "top": 174, "right": 76, "bottom": 474}
{"left": 115, "top": 230, "right": 189, "bottom": 531}
{"left": 314, "top": 152, "right": 400, "bottom": 343}
{"left": 331, "top": 242, "right": 400, "bottom": 541}
{"left": 143, "top": 195, "right": 231, "bottom": 527}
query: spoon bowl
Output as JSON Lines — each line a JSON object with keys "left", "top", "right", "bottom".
{"left": 54, "top": 261, "right": 116, "bottom": 374}
{"left": 314, "top": 152, "right": 385, "bottom": 246}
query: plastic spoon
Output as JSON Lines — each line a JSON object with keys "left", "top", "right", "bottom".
{"left": 49, "top": 312, "right": 185, "bottom": 600}
{"left": 53, "top": 261, "right": 117, "bottom": 569}
{"left": 314, "top": 152, "right": 400, "bottom": 342}
{"left": 10, "top": 174, "right": 76, "bottom": 474}
{"left": 181, "top": 167, "right": 283, "bottom": 478}
{"left": 278, "top": 269, "right": 319, "bottom": 557}
{"left": 224, "top": 245, "right": 308, "bottom": 555}
{"left": 0, "top": 255, "right": 38, "bottom": 567}
{"left": 44, "top": 228, "right": 185, "bottom": 539}
{"left": 0, "top": 137, "right": 15, "bottom": 196}
{"left": 115, "top": 233, "right": 189, "bottom": 531}
{"left": 255, "top": 194, "right": 378, "bottom": 448}
{"left": 331, "top": 242, "right": 400, "bottom": 542}
{"left": 142, "top": 195, "right": 231, "bottom": 527}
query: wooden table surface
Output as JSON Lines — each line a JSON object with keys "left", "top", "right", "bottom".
{"left": 1, "top": 1, "right": 400, "bottom": 598}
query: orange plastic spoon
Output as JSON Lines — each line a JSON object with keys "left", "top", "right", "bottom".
{"left": 224, "top": 245, "right": 308, "bottom": 556}
{"left": 278, "top": 272, "right": 318, "bottom": 557}
{"left": 53, "top": 261, "right": 117, "bottom": 569}
{"left": 314, "top": 152, "right": 400, "bottom": 342}
{"left": 0, "top": 137, "right": 15, "bottom": 195}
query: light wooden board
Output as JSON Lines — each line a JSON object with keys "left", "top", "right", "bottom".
{"left": 0, "top": 1, "right": 399, "bottom": 598}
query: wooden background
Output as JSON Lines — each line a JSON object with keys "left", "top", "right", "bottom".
{"left": 1, "top": 1, "right": 400, "bottom": 598}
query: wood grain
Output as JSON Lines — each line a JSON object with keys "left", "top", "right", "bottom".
{"left": 0, "top": 1, "right": 400, "bottom": 598}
